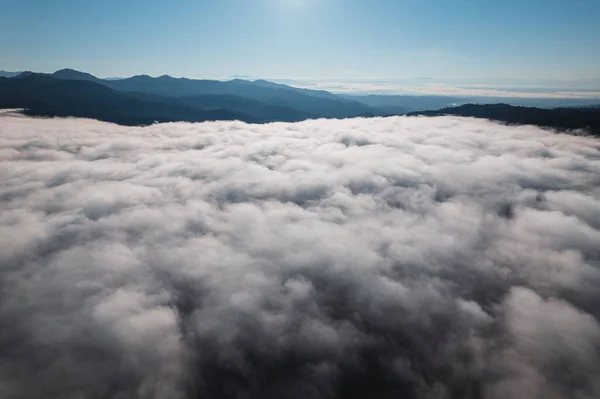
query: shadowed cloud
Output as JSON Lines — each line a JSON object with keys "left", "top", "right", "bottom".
{"left": 1, "top": 112, "right": 600, "bottom": 398}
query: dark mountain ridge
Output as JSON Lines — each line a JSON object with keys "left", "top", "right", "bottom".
{"left": 103, "top": 75, "right": 380, "bottom": 118}
{"left": 51, "top": 68, "right": 102, "bottom": 82}
{"left": 43, "top": 68, "right": 384, "bottom": 119}
{"left": 0, "top": 74, "right": 250, "bottom": 126}
{"left": 408, "top": 103, "right": 600, "bottom": 135}
{"left": 0, "top": 71, "right": 386, "bottom": 125}
{"left": 3, "top": 69, "right": 599, "bottom": 133}
{"left": 178, "top": 94, "right": 310, "bottom": 122}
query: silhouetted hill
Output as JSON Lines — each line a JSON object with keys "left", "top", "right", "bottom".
{"left": 251, "top": 79, "right": 340, "bottom": 100}
{"left": 102, "top": 74, "right": 382, "bottom": 118}
{"left": 0, "top": 71, "right": 384, "bottom": 125}
{"left": 15, "top": 71, "right": 37, "bottom": 78}
{"left": 52, "top": 68, "right": 101, "bottom": 82}
{"left": 0, "top": 75, "right": 250, "bottom": 126}
{"left": 103, "top": 74, "right": 223, "bottom": 96}
{"left": 2, "top": 68, "right": 389, "bottom": 121}
{"left": 3, "top": 72, "right": 599, "bottom": 133}
{"left": 7, "top": 71, "right": 599, "bottom": 133}
{"left": 178, "top": 94, "right": 310, "bottom": 122}
{"left": 0, "top": 70, "right": 21, "bottom": 78}
{"left": 408, "top": 103, "right": 600, "bottom": 135}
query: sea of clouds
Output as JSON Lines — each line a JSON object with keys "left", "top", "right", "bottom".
{"left": 1, "top": 111, "right": 600, "bottom": 399}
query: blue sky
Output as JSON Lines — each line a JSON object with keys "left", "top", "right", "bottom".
{"left": 1, "top": 0, "right": 599, "bottom": 81}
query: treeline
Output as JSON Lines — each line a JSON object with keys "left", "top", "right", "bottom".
{"left": 408, "top": 103, "right": 600, "bottom": 136}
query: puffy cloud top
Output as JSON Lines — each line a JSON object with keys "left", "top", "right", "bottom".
{"left": 1, "top": 112, "right": 600, "bottom": 399}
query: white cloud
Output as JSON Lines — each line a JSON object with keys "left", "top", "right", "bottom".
{"left": 284, "top": 80, "right": 600, "bottom": 98}
{"left": 1, "top": 112, "right": 600, "bottom": 398}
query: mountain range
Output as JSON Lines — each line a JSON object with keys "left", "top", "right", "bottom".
{"left": 1, "top": 69, "right": 599, "bottom": 135}
{"left": 0, "top": 69, "right": 463, "bottom": 125}
{"left": 0, "top": 69, "right": 393, "bottom": 125}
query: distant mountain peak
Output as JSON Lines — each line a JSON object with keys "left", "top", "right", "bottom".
{"left": 0, "top": 70, "right": 23, "bottom": 78}
{"left": 52, "top": 68, "right": 99, "bottom": 81}
{"left": 15, "top": 71, "right": 37, "bottom": 78}
{"left": 54, "top": 68, "right": 80, "bottom": 73}
{"left": 252, "top": 79, "right": 281, "bottom": 86}
{"left": 130, "top": 74, "right": 153, "bottom": 80}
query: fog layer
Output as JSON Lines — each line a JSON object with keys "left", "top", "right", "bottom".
{"left": 1, "top": 112, "right": 600, "bottom": 399}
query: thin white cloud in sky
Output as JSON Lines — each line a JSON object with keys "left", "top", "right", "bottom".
{"left": 287, "top": 80, "right": 600, "bottom": 98}
{"left": 1, "top": 112, "right": 600, "bottom": 398}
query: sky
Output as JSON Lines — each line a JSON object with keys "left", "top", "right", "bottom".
{"left": 1, "top": 0, "right": 599, "bottom": 82}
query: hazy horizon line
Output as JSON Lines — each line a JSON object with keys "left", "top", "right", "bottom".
{"left": 3, "top": 67, "right": 600, "bottom": 99}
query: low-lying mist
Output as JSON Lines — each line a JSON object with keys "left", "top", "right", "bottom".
{"left": 1, "top": 112, "right": 599, "bottom": 399}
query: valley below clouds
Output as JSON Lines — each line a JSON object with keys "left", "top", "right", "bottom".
{"left": 1, "top": 112, "right": 600, "bottom": 399}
